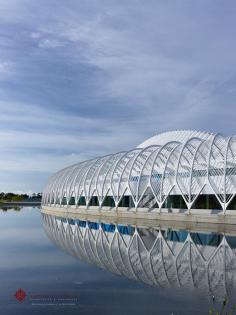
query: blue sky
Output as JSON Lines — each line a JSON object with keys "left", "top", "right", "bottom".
{"left": 0, "top": 0, "right": 236, "bottom": 193}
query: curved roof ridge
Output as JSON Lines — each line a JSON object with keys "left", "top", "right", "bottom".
{"left": 137, "top": 129, "right": 215, "bottom": 148}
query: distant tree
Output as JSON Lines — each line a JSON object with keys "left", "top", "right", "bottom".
{"left": 11, "top": 195, "right": 24, "bottom": 202}
{"left": 22, "top": 194, "right": 28, "bottom": 200}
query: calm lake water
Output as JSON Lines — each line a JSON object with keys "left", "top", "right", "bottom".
{"left": 0, "top": 207, "right": 235, "bottom": 315}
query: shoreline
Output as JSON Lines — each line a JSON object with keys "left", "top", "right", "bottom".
{"left": 0, "top": 201, "right": 41, "bottom": 208}
{"left": 41, "top": 205, "right": 236, "bottom": 225}
{"left": 41, "top": 206, "right": 236, "bottom": 235}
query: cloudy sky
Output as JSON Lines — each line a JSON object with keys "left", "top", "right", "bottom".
{"left": 0, "top": 0, "right": 236, "bottom": 193}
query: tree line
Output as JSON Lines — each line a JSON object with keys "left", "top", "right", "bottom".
{"left": 0, "top": 192, "right": 42, "bottom": 202}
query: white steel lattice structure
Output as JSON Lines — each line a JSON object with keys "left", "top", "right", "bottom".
{"left": 42, "top": 130, "right": 236, "bottom": 213}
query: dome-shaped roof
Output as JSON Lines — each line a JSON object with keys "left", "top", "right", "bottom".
{"left": 137, "top": 130, "right": 214, "bottom": 148}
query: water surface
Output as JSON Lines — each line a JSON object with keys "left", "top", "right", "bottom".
{"left": 0, "top": 207, "right": 235, "bottom": 314}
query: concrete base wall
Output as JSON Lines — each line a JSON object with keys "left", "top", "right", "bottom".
{"left": 41, "top": 205, "right": 236, "bottom": 225}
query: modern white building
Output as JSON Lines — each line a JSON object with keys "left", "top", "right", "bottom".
{"left": 42, "top": 130, "right": 236, "bottom": 214}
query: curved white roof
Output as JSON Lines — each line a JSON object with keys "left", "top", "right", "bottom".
{"left": 137, "top": 130, "right": 214, "bottom": 148}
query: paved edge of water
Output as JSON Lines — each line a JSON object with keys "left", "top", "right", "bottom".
{"left": 41, "top": 206, "right": 236, "bottom": 229}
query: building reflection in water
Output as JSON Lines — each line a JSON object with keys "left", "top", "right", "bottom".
{"left": 42, "top": 213, "right": 236, "bottom": 299}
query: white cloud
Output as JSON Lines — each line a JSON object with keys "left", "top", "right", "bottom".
{"left": 30, "top": 32, "right": 40, "bottom": 39}
{"left": 38, "top": 38, "right": 64, "bottom": 49}
{"left": 0, "top": 61, "right": 13, "bottom": 76}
